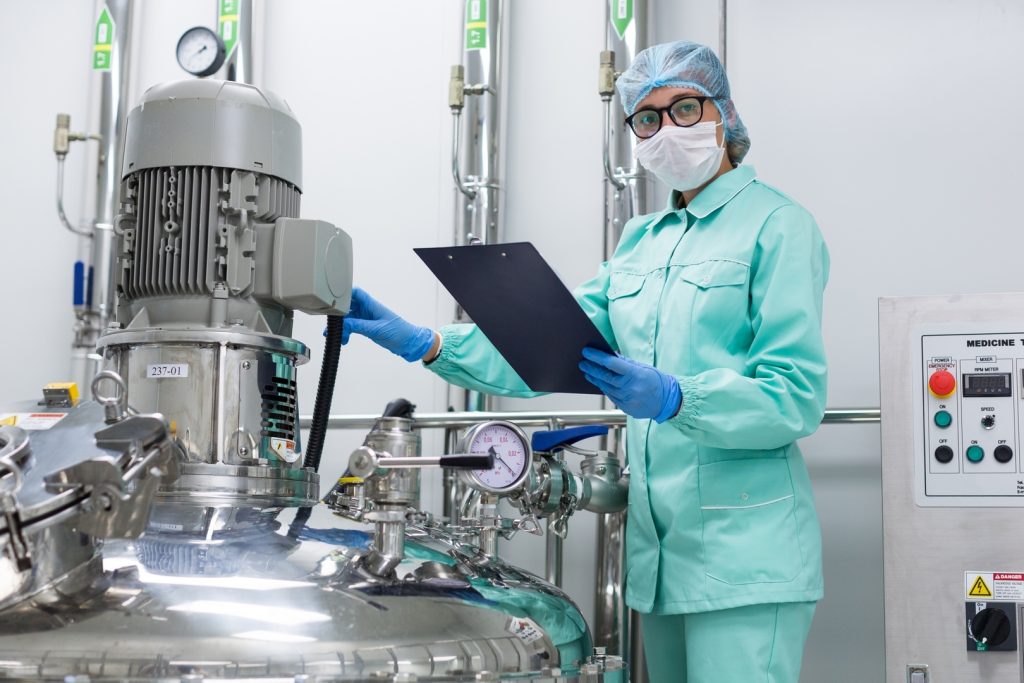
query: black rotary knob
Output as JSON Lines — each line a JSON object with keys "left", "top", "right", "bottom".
{"left": 934, "top": 445, "right": 954, "bottom": 464}
{"left": 994, "top": 445, "right": 1014, "bottom": 463}
{"left": 970, "top": 608, "right": 1012, "bottom": 650}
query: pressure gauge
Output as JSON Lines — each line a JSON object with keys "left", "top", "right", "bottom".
{"left": 176, "top": 26, "right": 226, "bottom": 78}
{"left": 459, "top": 421, "right": 532, "bottom": 495}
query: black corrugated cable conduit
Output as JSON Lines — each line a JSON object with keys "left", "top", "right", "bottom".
{"left": 290, "top": 314, "right": 343, "bottom": 536}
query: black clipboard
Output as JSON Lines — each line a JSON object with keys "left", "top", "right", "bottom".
{"left": 415, "top": 242, "right": 613, "bottom": 395}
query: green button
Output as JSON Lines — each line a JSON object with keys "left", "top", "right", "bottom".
{"left": 967, "top": 445, "right": 985, "bottom": 463}
{"left": 934, "top": 410, "right": 953, "bottom": 428}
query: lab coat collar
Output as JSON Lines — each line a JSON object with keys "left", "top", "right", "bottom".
{"left": 656, "top": 165, "right": 758, "bottom": 224}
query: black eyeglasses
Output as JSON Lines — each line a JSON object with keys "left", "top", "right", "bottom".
{"left": 625, "top": 96, "right": 714, "bottom": 139}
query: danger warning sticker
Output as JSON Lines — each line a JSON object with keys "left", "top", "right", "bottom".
{"left": 965, "top": 572, "right": 1024, "bottom": 600}
{"left": 0, "top": 413, "right": 67, "bottom": 430}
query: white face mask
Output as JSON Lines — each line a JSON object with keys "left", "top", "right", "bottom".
{"left": 633, "top": 121, "right": 725, "bottom": 193}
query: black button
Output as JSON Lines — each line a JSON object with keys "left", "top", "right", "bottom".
{"left": 934, "top": 445, "right": 954, "bottom": 463}
{"left": 995, "top": 445, "right": 1014, "bottom": 463}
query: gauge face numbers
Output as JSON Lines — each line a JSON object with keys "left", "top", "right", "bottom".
{"left": 176, "top": 26, "right": 226, "bottom": 77}
{"left": 465, "top": 422, "right": 530, "bottom": 494}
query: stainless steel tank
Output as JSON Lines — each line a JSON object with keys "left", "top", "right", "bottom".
{"left": 0, "top": 80, "right": 622, "bottom": 682}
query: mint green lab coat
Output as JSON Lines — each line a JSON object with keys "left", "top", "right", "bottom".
{"left": 427, "top": 165, "right": 828, "bottom": 618}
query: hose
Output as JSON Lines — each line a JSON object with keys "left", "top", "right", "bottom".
{"left": 289, "top": 314, "right": 343, "bottom": 538}
{"left": 303, "top": 315, "right": 343, "bottom": 473}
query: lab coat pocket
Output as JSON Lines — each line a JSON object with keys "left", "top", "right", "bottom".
{"left": 607, "top": 272, "right": 650, "bottom": 350}
{"left": 678, "top": 259, "right": 749, "bottom": 289}
{"left": 699, "top": 458, "right": 804, "bottom": 585}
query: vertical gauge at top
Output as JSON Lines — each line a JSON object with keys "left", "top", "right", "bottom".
{"left": 459, "top": 421, "right": 532, "bottom": 495}
{"left": 176, "top": 26, "right": 226, "bottom": 78}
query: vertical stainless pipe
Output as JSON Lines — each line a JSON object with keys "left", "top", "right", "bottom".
{"left": 602, "top": 0, "right": 650, "bottom": 260}
{"left": 719, "top": 0, "right": 728, "bottom": 70}
{"left": 444, "top": 0, "right": 510, "bottom": 523}
{"left": 598, "top": 0, "right": 649, "bottom": 673}
{"left": 222, "top": 0, "right": 255, "bottom": 84}
{"left": 73, "top": 0, "right": 134, "bottom": 397}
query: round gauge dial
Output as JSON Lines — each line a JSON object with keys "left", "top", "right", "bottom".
{"left": 460, "top": 421, "right": 531, "bottom": 494}
{"left": 176, "top": 26, "right": 226, "bottom": 77}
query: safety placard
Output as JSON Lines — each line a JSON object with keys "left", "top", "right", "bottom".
{"left": 0, "top": 413, "right": 67, "bottom": 430}
{"left": 965, "top": 571, "right": 1024, "bottom": 600}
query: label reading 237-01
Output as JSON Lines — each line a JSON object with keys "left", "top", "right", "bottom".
{"left": 147, "top": 364, "right": 189, "bottom": 378}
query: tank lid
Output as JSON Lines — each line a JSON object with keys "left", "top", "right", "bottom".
{"left": 122, "top": 79, "right": 302, "bottom": 189}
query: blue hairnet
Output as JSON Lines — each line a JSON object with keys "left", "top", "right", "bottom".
{"left": 617, "top": 41, "right": 750, "bottom": 164}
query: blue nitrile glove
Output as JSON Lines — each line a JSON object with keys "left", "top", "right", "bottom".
{"left": 329, "top": 287, "right": 435, "bottom": 362}
{"left": 579, "top": 347, "right": 682, "bottom": 423}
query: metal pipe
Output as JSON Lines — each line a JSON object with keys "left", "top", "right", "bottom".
{"left": 450, "top": 110, "right": 476, "bottom": 199}
{"left": 91, "top": 0, "right": 133, "bottom": 332}
{"left": 70, "top": 0, "right": 134, "bottom": 398}
{"left": 545, "top": 518, "right": 563, "bottom": 586}
{"left": 603, "top": 0, "right": 650, "bottom": 261}
{"left": 444, "top": 0, "right": 509, "bottom": 530}
{"left": 228, "top": 0, "right": 254, "bottom": 83}
{"left": 302, "top": 408, "right": 881, "bottom": 431}
{"left": 56, "top": 159, "right": 93, "bottom": 238}
{"left": 602, "top": 99, "right": 627, "bottom": 191}
{"left": 719, "top": 0, "right": 728, "bottom": 70}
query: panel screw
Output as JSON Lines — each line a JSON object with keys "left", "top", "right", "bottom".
{"left": 241, "top": 361, "right": 251, "bottom": 370}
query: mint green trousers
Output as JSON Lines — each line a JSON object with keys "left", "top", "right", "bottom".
{"left": 640, "top": 602, "right": 817, "bottom": 682}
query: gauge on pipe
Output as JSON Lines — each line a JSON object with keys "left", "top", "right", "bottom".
{"left": 176, "top": 26, "right": 226, "bottom": 78}
{"left": 458, "top": 421, "right": 532, "bottom": 495}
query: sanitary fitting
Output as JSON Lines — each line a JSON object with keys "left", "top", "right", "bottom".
{"left": 598, "top": 51, "right": 618, "bottom": 99}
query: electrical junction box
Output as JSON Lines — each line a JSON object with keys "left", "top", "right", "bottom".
{"left": 880, "top": 293, "right": 1024, "bottom": 682}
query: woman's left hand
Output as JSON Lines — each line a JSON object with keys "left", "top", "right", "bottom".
{"left": 579, "top": 348, "right": 682, "bottom": 423}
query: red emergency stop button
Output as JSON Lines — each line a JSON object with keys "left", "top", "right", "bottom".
{"left": 929, "top": 369, "right": 956, "bottom": 398}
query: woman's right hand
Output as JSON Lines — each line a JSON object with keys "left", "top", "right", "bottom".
{"left": 338, "top": 288, "right": 437, "bottom": 362}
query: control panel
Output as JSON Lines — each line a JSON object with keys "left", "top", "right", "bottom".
{"left": 914, "top": 330, "right": 1024, "bottom": 505}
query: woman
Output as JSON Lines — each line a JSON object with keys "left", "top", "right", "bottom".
{"left": 343, "top": 41, "right": 828, "bottom": 682}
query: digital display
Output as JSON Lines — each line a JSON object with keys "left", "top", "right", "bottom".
{"left": 962, "top": 373, "right": 1011, "bottom": 397}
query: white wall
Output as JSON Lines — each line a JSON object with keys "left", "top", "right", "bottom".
{"left": 5, "top": 1, "right": 1024, "bottom": 681}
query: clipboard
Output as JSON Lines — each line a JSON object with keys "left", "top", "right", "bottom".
{"left": 415, "top": 242, "right": 613, "bottom": 395}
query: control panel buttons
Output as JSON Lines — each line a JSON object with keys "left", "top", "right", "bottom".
{"left": 966, "top": 445, "right": 985, "bottom": 463}
{"left": 934, "top": 445, "right": 954, "bottom": 464}
{"left": 933, "top": 411, "right": 952, "bottom": 428}
{"left": 994, "top": 445, "right": 1014, "bottom": 463}
{"left": 928, "top": 369, "right": 956, "bottom": 398}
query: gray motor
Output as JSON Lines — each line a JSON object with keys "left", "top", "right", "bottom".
{"left": 97, "top": 80, "right": 353, "bottom": 507}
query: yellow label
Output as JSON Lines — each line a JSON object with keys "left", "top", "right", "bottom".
{"left": 0, "top": 415, "right": 16, "bottom": 426}
{"left": 969, "top": 575, "right": 993, "bottom": 597}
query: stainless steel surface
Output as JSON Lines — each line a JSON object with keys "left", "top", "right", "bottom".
{"left": 0, "top": 504, "right": 603, "bottom": 681}
{"left": 100, "top": 329, "right": 316, "bottom": 506}
{"left": 602, "top": 0, "right": 650, "bottom": 262}
{"left": 224, "top": 0, "right": 254, "bottom": 84}
{"left": 719, "top": 0, "right": 728, "bottom": 70}
{"left": 0, "top": 402, "right": 176, "bottom": 614}
{"left": 446, "top": 0, "right": 508, "bottom": 421}
{"left": 546, "top": 525, "right": 563, "bottom": 588}
{"left": 91, "top": 0, "right": 134, "bottom": 337}
{"left": 362, "top": 417, "right": 422, "bottom": 507}
{"left": 307, "top": 407, "right": 881, "bottom": 431}
{"left": 879, "top": 292, "right": 1024, "bottom": 682}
